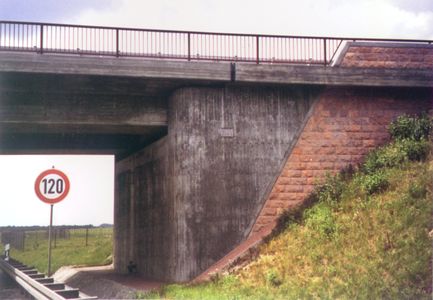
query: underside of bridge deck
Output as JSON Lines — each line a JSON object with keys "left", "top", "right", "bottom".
{"left": 0, "top": 72, "right": 173, "bottom": 158}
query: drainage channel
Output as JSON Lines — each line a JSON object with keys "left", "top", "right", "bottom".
{"left": 0, "top": 256, "right": 97, "bottom": 299}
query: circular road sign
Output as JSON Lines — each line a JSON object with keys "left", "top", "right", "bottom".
{"left": 35, "top": 169, "right": 70, "bottom": 204}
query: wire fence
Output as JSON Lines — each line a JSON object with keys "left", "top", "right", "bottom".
{"left": 0, "top": 227, "right": 112, "bottom": 251}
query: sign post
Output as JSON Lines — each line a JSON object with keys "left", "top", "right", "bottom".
{"left": 34, "top": 167, "right": 70, "bottom": 276}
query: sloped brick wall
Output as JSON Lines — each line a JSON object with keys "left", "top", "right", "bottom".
{"left": 251, "top": 87, "right": 432, "bottom": 235}
{"left": 340, "top": 43, "right": 433, "bottom": 69}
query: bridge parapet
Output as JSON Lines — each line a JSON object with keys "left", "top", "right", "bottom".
{"left": 1, "top": 20, "right": 431, "bottom": 66}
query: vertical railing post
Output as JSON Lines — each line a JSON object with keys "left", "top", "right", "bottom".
{"left": 323, "top": 38, "right": 327, "bottom": 66}
{"left": 40, "top": 24, "right": 44, "bottom": 54}
{"left": 256, "top": 35, "right": 260, "bottom": 64}
{"left": 116, "top": 28, "right": 119, "bottom": 57}
{"left": 187, "top": 32, "right": 191, "bottom": 61}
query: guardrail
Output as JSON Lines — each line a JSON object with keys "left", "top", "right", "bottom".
{"left": 0, "top": 21, "right": 432, "bottom": 66}
{"left": 0, "top": 256, "right": 96, "bottom": 299}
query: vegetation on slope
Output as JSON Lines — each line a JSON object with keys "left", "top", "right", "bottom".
{"left": 151, "top": 114, "right": 432, "bottom": 299}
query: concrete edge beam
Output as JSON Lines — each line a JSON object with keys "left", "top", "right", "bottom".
{"left": 1, "top": 52, "right": 432, "bottom": 87}
{"left": 235, "top": 64, "right": 433, "bottom": 87}
{"left": 0, "top": 52, "right": 232, "bottom": 82}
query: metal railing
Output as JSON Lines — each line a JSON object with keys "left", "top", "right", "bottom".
{"left": 0, "top": 21, "right": 431, "bottom": 66}
{"left": 0, "top": 257, "right": 97, "bottom": 299}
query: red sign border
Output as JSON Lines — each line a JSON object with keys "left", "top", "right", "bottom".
{"left": 34, "top": 169, "right": 70, "bottom": 204}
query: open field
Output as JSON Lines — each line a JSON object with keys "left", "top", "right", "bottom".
{"left": 1, "top": 227, "right": 112, "bottom": 274}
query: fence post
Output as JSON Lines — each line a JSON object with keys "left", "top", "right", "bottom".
{"left": 256, "top": 35, "right": 260, "bottom": 64}
{"left": 40, "top": 24, "right": 44, "bottom": 54}
{"left": 85, "top": 228, "right": 89, "bottom": 246}
{"left": 116, "top": 29, "right": 119, "bottom": 57}
{"left": 187, "top": 32, "right": 191, "bottom": 61}
{"left": 323, "top": 38, "right": 327, "bottom": 66}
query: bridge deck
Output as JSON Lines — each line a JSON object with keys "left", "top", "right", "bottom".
{"left": 0, "top": 51, "right": 432, "bottom": 88}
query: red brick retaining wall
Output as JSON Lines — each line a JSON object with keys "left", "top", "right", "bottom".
{"left": 340, "top": 43, "right": 433, "bottom": 69}
{"left": 251, "top": 87, "right": 432, "bottom": 235}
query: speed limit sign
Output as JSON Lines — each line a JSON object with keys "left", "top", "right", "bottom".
{"left": 34, "top": 169, "right": 70, "bottom": 204}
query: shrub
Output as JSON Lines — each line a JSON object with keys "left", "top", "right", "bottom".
{"left": 304, "top": 203, "right": 337, "bottom": 237}
{"left": 408, "top": 182, "right": 427, "bottom": 199}
{"left": 265, "top": 268, "right": 282, "bottom": 287}
{"left": 363, "top": 144, "right": 406, "bottom": 174}
{"left": 360, "top": 172, "right": 389, "bottom": 195}
{"left": 399, "top": 138, "right": 431, "bottom": 161}
{"left": 388, "top": 114, "right": 432, "bottom": 141}
{"left": 315, "top": 173, "right": 345, "bottom": 205}
{"left": 363, "top": 139, "right": 431, "bottom": 174}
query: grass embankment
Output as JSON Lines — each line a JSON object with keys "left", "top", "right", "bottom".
{"left": 152, "top": 115, "right": 433, "bottom": 299}
{"left": 7, "top": 227, "right": 112, "bottom": 274}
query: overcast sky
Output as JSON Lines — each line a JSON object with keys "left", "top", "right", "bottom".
{"left": 0, "top": 156, "right": 114, "bottom": 227}
{"left": 0, "top": 0, "right": 432, "bottom": 227}
{"left": 0, "top": 0, "right": 433, "bottom": 39}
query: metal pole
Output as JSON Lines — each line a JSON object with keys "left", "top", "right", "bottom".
{"left": 323, "top": 38, "right": 327, "bottom": 66}
{"left": 40, "top": 24, "right": 44, "bottom": 54}
{"left": 256, "top": 35, "right": 260, "bottom": 64}
{"left": 116, "top": 29, "right": 119, "bottom": 57}
{"left": 47, "top": 204, "right": 53, "bottom": 276}
{"left": 187, "top": 32, "right": 191, "bottom": 61}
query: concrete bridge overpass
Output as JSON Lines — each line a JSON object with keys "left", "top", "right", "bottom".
{"left": 0, "top": 21, "right": 432, "bottom": 282}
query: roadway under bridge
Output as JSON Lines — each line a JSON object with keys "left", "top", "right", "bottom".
{"left": 0, "top": 21, "right": 432, "bottom": 282}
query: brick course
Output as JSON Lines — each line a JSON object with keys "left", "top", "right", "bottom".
{"left": 340, "top": 45, "right": 433, "bottom": 69}
{"left": 250, "top": 87, "right": 432, "bottom": 234}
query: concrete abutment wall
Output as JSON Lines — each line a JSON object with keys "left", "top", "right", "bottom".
{"left": 114, "top": 86, "right": 319, "bottom": 281}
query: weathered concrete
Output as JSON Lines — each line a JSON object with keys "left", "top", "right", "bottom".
{"left": 1, "top": 49, "right": 431, "bottom": 156}
{"left": 0, "top": 72, "right": 169, "bottom": 157}
{"left": 115, "top": 137, "right": 175, "bottom": 280}
{"left": 115, "top": 86, "right": 318, "bottom": 281}
{"left": 1, "top": 52, "right": 432, "bottom": 88}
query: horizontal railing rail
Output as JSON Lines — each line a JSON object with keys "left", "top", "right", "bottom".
{"left": 0, "top": 256, "right": 97, "bottom": 299}
{"left": 0, "top": 20, "right": 432, "bottom": 66}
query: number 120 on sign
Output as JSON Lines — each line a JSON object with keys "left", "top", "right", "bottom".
{"left": 42, "top": 178, "right": 65, "bottom": 195}
{"left": 35, "top": 169, "right": 70, "bottom": 205}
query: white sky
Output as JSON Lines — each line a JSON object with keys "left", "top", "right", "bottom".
{"left": 0, "top": 155, "right": 114, "bottom": 226}
{"left": 0, "top": 0, "right": 432, "bottom": 227}
{"left": 0, "top": 0, "right": 432, "bottom": 39}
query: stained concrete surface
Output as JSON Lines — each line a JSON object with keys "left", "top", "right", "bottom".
{"left": 115, "top": 85, "right": 319, "bottom": 282}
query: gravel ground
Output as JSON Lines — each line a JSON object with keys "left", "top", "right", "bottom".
{"left": 54, "top": 265, "right": 162, "bottom": 299}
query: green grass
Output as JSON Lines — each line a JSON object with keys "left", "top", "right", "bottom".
{"left": 152, "top": 142, "right": 432, "bottom": 299}
{"left": 5, "top": 227, "right": 112, "bottom": 274}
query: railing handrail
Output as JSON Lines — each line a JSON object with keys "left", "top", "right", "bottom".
{"left": 0, "top": 20, "right": 432, "bottom": 66}
{"left": 1, "top": 20, "right": 432, "bottom": 43}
